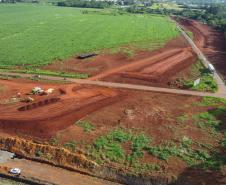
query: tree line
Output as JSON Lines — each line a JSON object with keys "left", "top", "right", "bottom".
{"left": 57, "top": 0, "right": 113, "bottom": 9}
{"left": 126, "top": 3, "right": 226, "bottom": 37}
{"left": 175, "top": 4, "right": 226, "bottom": 36}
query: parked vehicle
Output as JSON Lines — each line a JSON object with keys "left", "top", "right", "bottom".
{"left": 9, "top": 168, "right": 21, "bottom": 175}
{"left": 208, "top": 64, "right": 215, "bottom": 73}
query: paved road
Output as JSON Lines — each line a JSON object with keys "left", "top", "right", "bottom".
{"left": 174, "top": 20, "right": 226, "bottom": 94}
{"left": 1, "top": 72, "right": 226, "bottom": 98}
{"left": 1, "top": 158, "right": 120, "bottom": 185}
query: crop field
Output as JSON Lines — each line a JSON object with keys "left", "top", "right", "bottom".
{"left": 0, "top": 4, "right": 179, "bottom": 67}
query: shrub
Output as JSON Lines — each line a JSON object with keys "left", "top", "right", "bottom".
{"left": 76, "top": 120, "right": 95, "bottom": 133}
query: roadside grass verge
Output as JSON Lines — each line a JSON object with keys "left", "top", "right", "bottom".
{"left": 186, "top": 31, "right": 194, "bottom": 39}
{"left": 195, "top": 96, "right": 226, "bottom": 107}
{"left": 183, "top": 62, "right": 217, "bottom": 92}
{"left": 173, "top": 60, "right": 218, "bottom": 92}
{"left": 0, "top": 68, "right": 88, "bottom": 79}
{"left": 190, "top": 74, "right": 217, "bottom": 92}
{"left": 0, "top": 74, "right": 21, "bottom": 80}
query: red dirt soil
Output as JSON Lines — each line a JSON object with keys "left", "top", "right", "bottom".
{"left": 100, "top": 48, "right": 196, "bottom": 85}
{"left": 0, "top": 78, "right": 225, "bottom": 184}
{"left": 0, "top": 79, "right": 123, "bottom": 139}
{"left": 55, "top": 88, "right": 224, "bottom": 184}
{"left": 177, "top": 18, "right": 226, "bottom": 81}
{"left": 43, "top": 36, "right": 197, "bottom": 87}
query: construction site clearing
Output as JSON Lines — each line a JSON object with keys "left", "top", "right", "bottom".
{"left": 0, "top": 18, "right": 226, "bottom": 185}
{"left": 0, "top": 79, "right": 121, "bottom": 138}
{"left": 0, "top": 77, "right": 226, "bottom": 185}
{"left": 43, "top": 35, "right": 198, "bottom": 88}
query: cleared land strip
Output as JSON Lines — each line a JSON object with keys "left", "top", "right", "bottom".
{"left": 174, "top": 19, "right": 226, "bottom": 94}
{"left": 0, "top": 72, "right": 226, "bottom": 98}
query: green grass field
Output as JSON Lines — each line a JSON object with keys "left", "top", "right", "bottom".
{"left": 0, "top": 4, "right": 179, "bottom": 67}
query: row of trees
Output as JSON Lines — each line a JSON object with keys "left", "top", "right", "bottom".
{"left": 126, "top": 3, "right": 226, "bottom": 37}
{"left": 57, "top": 0, "right": 113, "bottom": 9}
{"left": 175, "top": 4, "right": 226, "bottom": 35}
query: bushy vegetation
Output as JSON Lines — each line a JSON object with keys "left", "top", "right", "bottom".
{"left": 87, "top": 128, "right": 160, "bottom": 173}
{"left": 87, "top": 123, "right": 226, "bottom": 172}
{"left": 0, "top": 4, "right": 179, "bottom": 67}
{"left": 147, "top": 137, "right": 214, "bottom": 166}
{"left": 76, "top": 120, "right": 95, "bottom": 133}
{"left": 190, "top": 74, "right": 217, "bottom": 92}
{"left": 126, "top": 3, "right": 226, "bottom": 39}
{"left": 176, "top": 4, "right": 226, "bottom": 34}
{"left": 180, "top": 61, "right": 218, "bottom": 92}
{"left": 192, "top": 111, "right": 221, "bottom": 130}
{"left": 197, "top": 96, "right": 226, "bottom": 106}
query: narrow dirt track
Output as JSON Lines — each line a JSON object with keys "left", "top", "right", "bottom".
{"left": 177, "top": 21, "right": 226, "bottom": 94}
{"left": 0, "top": 72, "right": 225, "bottom": 99}
{"left": 175, "top": 18, "right": 226, "bottom": 94}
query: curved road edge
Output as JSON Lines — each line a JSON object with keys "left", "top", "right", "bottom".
{"left": 172, "top": 17, "right": 226, "bottom": 95}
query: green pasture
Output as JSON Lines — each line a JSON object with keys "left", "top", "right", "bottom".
{"left": 0, "top": 4, "right": 179, "bottom": 67}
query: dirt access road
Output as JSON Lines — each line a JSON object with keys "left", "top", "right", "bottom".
{"left": 176, "top": 18, "right": 226, "bottom": 94}
{"left": 0, "top": 158, "right": 120, "bottom": 185}
{"left": 1, "top": 72, "right": 226, "bottom": 99}
{"left": 174, "top": 19, "right": 226, "bottom": 94}
{"left": 2, "top": 19, "right": 226, "bottom": 98}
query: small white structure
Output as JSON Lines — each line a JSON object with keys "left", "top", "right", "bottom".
{"left": 46, "top": 88, "right": 54, "bottom": 94}
{"left": 194, "top": 78, "right": 201, "bottom": 86}
{"left": 208, "top": 64, "right": 215, "bottom": 73}
{"left": 32, "top": 87, "right": 44, "bottom": 94}
{"left": 9, "top": 168, "right": 21, "bottom": 175}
